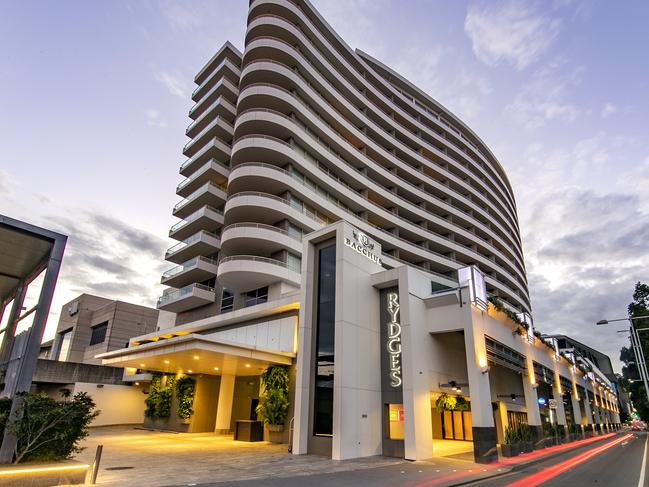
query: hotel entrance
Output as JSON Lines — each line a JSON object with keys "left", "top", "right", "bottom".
{"left": 430, "top": 395, "right": 474, "bottom": 460}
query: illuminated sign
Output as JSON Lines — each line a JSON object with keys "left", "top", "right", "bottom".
{"left": 386, "top": 292, "right": 402, "bottom": 387}
{"left": 344, "top": 229, "right": 382, "bottom": 265}
{"left": 538, "top": 397, "right": 547, "bottom": 406}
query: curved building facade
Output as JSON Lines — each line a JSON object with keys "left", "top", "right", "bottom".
{"left": 158, "top": 0, "right": 530, "bottom": 321}
{"left": 104, "top": 0, "right": 622, "bottom": 466}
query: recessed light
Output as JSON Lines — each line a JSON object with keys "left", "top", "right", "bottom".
{"left": 139, "top": 364, "right": 145, "bottom": 367}
{"left": 214, "top": 367, "right": 219, "bottom": 371}
{"left": 187, "top": 370, "right": 193, "bottom": 374}
{"left": 245, "top": 364, "right": 251, "bottom": 368}
{"left": 135, "top": 382, "right": 140, "bottom": 386}
{"left": 164, "top": 360, "right": 169, "bottom": 364}
{"left": 194, "top": 356, "right": 199, "bottom": 360}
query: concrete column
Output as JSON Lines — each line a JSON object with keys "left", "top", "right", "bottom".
{"left": 552, "top": 385, "right": 566, "bottom": 425}
{"left": 582, "top": 392, "right": 594, "bottom": 425}
{"left": 570, "top": 393, "right": 583, "bottom": 430}
{"left": 522, "top": 356, "right": 543, "bottom": 447}
{"left": 465, "top": 310, "right": 497, "bottom": 464}
{"left": 497, "top": 401, "right": 508, "bottom": 443}
{"left": 214, "top": 374, "right": 235, "bottom": 434}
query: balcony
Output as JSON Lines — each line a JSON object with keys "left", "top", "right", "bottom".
{"left": 217, "top": 255, "right": 301, "bottom": 293}
{"left": 160, "top": 256, "right": 219, "bottom": 288}
{"left": 156, "top": 283, "right": 216, "bottom": 313}
{"left": 192, "top": 57, "right": 241, "bottom": 102}
{"left": 189, "top": 78, "right": 239, "bottom": 120}
{"left": 165, "top": 230, "right": 221, "bottom": 264}
{"left": 179, "top": 137, "right": 231, "bottom": 177}
{"left": 172, "top": 182, "right": 228, "bottom": 219}
{"left": 169, "top": 205, "right": 224, "bottom": 241}
{"left": 183, "top": 117, "right": 234, "bottom": 158}
{"left": 220, "top": 223, "right": 302, "bottom": 256}
{"left": 186, "top": 97, "right": 237, "bottom": 138}
{"left": 176, "top": 160, "right": 230, "bottom": 198}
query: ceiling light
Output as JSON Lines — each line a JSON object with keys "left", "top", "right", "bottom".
{"left": 187, "top": 370, "right": 193, "bottom": 374}
{"left": 135, "top": 382, "right": 140, "bottom": 386}
{"left": 214, "top": 367, "right": 219, "bottom": 371}
{"left": 245, "top": 364, "right": 251, "bottom": 368}
{"left": 164, "top": 360, "right": 169, "bottom": 364}
{"left": 194, "top": 356, "right": 199, "bottom": 360}
{"left": 139, "top": 364, "right": 145, "bottom": 367}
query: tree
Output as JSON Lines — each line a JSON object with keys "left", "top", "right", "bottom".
{"left": 620, "top": 282, "right": 649, "bottom": 421}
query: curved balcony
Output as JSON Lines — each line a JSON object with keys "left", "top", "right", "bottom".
{"left": 165, "top": 230, "right": 221, "bottom": 264}
{"left": 183, "top": 117, "right": 234, "bottom": 158}
{"left": 246, "top": 1, "right": 518, "bottom": 213}
{"left": 160, "top": 256, "right": 219, "bottom": 288}
{"left": 169, "top": 205, "right": 224, "bottom": 241}
{"left": 217, "top": 255, "right": 300, "bottom": 292}
{"left": 173, "top": 182, "right": 228, "bottom": 219}
{"left": 176, "top": 159, "right": 230, "bottom": 198}
{"left": 220, "top": 222, "right": 302, "bottom": 256}
{"left": 192, "top": 57, "right": 241, "bottom": 103}
{"left": 189, "top": 78, "right": 239, "bottom": 120}
{"left": 157, "top": 283, "right": 216, "bottom": 313}
{"left": 186, "top": 97, "right": 237, "bottom": 138}
{"left": 179, "top": 137, "right": 231, "bottom": 178}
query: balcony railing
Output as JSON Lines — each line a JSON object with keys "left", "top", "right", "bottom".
{"left": 173, "top": 182, "right": 227, "bottom": 213}
{"left": 218, "top": 254, "right": 301, "bottom": 274}
{"left": 165, "top": 230, "right": 220, "bottom": 257}
{"left": 169, "top": 205, "right": 223, "bottom": 234}
{"left": 162, "top": 256, "right": 218, "bottom": 280}
{"left": 157, "top": 283, "right": 215, "bottom": 306}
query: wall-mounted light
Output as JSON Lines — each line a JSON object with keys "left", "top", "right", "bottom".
{"left": 481, "top": 365, "right": 491, "bottom": 375}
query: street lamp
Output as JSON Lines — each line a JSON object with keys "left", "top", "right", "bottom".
{"left": 597, "top": 315, "right": 649, "bottom": 403}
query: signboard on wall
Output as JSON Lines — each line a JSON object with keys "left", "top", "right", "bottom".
{"left": 548, "top": 399, "right": 558, "bottom": 409}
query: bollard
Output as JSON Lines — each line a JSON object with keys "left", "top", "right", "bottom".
{"left": 84, "top": 444, "right": 103, "bottom": 485}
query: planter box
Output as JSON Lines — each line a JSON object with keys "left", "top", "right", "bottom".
{"left": 501, "top": 444, "right": 520, "bottom": 457}
{"left": 519, "top": 441, "right": 534, "bottom": 453}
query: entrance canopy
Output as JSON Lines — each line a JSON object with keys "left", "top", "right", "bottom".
{"left": 97, "top": 333, "right": 294, "bottom": 376}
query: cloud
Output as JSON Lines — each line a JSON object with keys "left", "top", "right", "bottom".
{"left": 601, "top": 102, "right": 617, "bottom": 118}
{"left": 520, "top": 188, "right": 649, "bottom": 371}
{"left": 464, "top": 0, "right": 562, "bottom": 70}
{"left": 163, "top": 2, "right": 203, "bottom": 32}
{"left": 154, "top": 71, "right": 187, "bottom": 98}
{"left": 506, "top": 59, "right": 583, "bottom": 128}
{"left": 146, "top": 109, "right": 167, "bottom": 128}
{"left": 0, "top": 170, "right": 12, "bottom": 195}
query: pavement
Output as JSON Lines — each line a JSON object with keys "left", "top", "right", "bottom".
{"left": 72, "top": 426, "right": 637, "bottom": 487}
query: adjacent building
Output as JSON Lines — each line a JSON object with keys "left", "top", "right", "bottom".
{"left": 99, "top": 0, "right": 620, "bottom": 464}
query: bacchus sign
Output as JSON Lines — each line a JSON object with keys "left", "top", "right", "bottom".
{"left": 386, "top": 291, "right": 402, "bottom": 387}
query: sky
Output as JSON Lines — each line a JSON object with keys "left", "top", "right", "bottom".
{"left": 1, "top": 0, "right": 648, "bottom": 372}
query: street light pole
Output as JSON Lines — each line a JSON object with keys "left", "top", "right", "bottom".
{"left": 597, "top": 315, "right": 649, "bottom": 405}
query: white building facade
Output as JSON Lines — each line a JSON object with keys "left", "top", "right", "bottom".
{"left": 100, "top": 0, "right": 620, "bottom": 464}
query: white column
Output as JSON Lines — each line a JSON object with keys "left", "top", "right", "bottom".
{"left": 522, "top": 355, "right": 542, "bottom": 427}
{"left": 582, "top": 390, "right": 594, "bottom": 425}
{"left": 571, "top": 393, "right": 583, "bottom": 427}
{"left": 552, "top": 383, "right": 567, "bottom": 426}
{"left": 215, "top": 374, "right": 235, "bottom": 433}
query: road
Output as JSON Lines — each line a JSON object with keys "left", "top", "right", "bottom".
{"left": 470, "top": 431, "right": 647, "bottom": 487}
{"left": 197, "top": 432, "right": 648, "bottom": 487}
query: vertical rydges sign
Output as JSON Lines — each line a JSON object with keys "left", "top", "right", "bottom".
{"left": 386, "top": 292, "right": 402, "bottom": 387}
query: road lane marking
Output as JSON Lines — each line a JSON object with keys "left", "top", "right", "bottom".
{"left": 638, "top": 434, "right": 647, "bottom": 487}
{"left": 505, "top": 434, "right": 633, "bottom": 487}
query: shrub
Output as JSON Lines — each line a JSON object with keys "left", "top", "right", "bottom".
{"left": 436, "top": 393, "right": 457, "bottom": 411}
{"left": 8, "top": 390, "right": 98, "bottom": 463}
{"left": 176, "top": 376, "right": 196, "bottom": 420}
{"left": 504, "top": 425, "right": 519, "bottom": 445}
{"left": 256, "top": 366, "right": 290, "bottom": 426}
{"left": 145, "top": 373, "right": 175, "bottom": 419}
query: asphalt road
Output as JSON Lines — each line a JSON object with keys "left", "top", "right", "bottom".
{"left": 470, "top": 431, "right": 648, "bottom": 487}
{"left": 191, "top": 432, "right": 648, "bottom": 487}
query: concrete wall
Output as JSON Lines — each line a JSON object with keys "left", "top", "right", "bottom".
{"left": 72, "top": 382, "right": 146, "bottom": 426}
{"left": 189, "top": 375, "right": 220, "bottom": 433}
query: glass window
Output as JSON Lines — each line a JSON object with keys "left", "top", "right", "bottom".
{"left": 287, "top": 223, "right": 303, "bottom": 241}
{"left": 221, "top": 289, "right": 234, "bottom": 313}
{"left": 57, "top": 329, "right": 73, "bottom": 361}
{"left": 244, "top": 287, "right": 269, "bottom": 308}
{"left": 89, "top": 321, "right": 108, "bottom": 345}
{"left": 314, "top": 244, "right": 336, "bottom": 436}
{"left": 388, "top": 404, "right": 405, "bottom": 440}
{"left": 287, "top": 253, "right": 301, "bottom": 273}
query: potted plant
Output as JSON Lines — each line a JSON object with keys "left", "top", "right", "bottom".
{"left": 256, "top": 365, "right": 290, "bottom": 442}
{"left": 517, "top": 423, "right": 533, "bottom": 453}
{"left": 502, "top": 426, "right": 520, "bottom": 457}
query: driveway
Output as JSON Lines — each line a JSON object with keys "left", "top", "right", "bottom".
{"left": 73, "top": 426, "right": 405, "bottom": 486}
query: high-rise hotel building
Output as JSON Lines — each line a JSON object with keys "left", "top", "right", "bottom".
{"left": 101, "top": 0, "right": 620, "bottom": 464}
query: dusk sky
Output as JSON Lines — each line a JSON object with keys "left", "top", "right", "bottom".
{"left": 1, "top": 0, "right": 648, "bottom": 371}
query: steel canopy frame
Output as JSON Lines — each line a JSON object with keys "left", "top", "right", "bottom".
{"left": 0, "top": 215, "right": 67, "bottom": 463}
